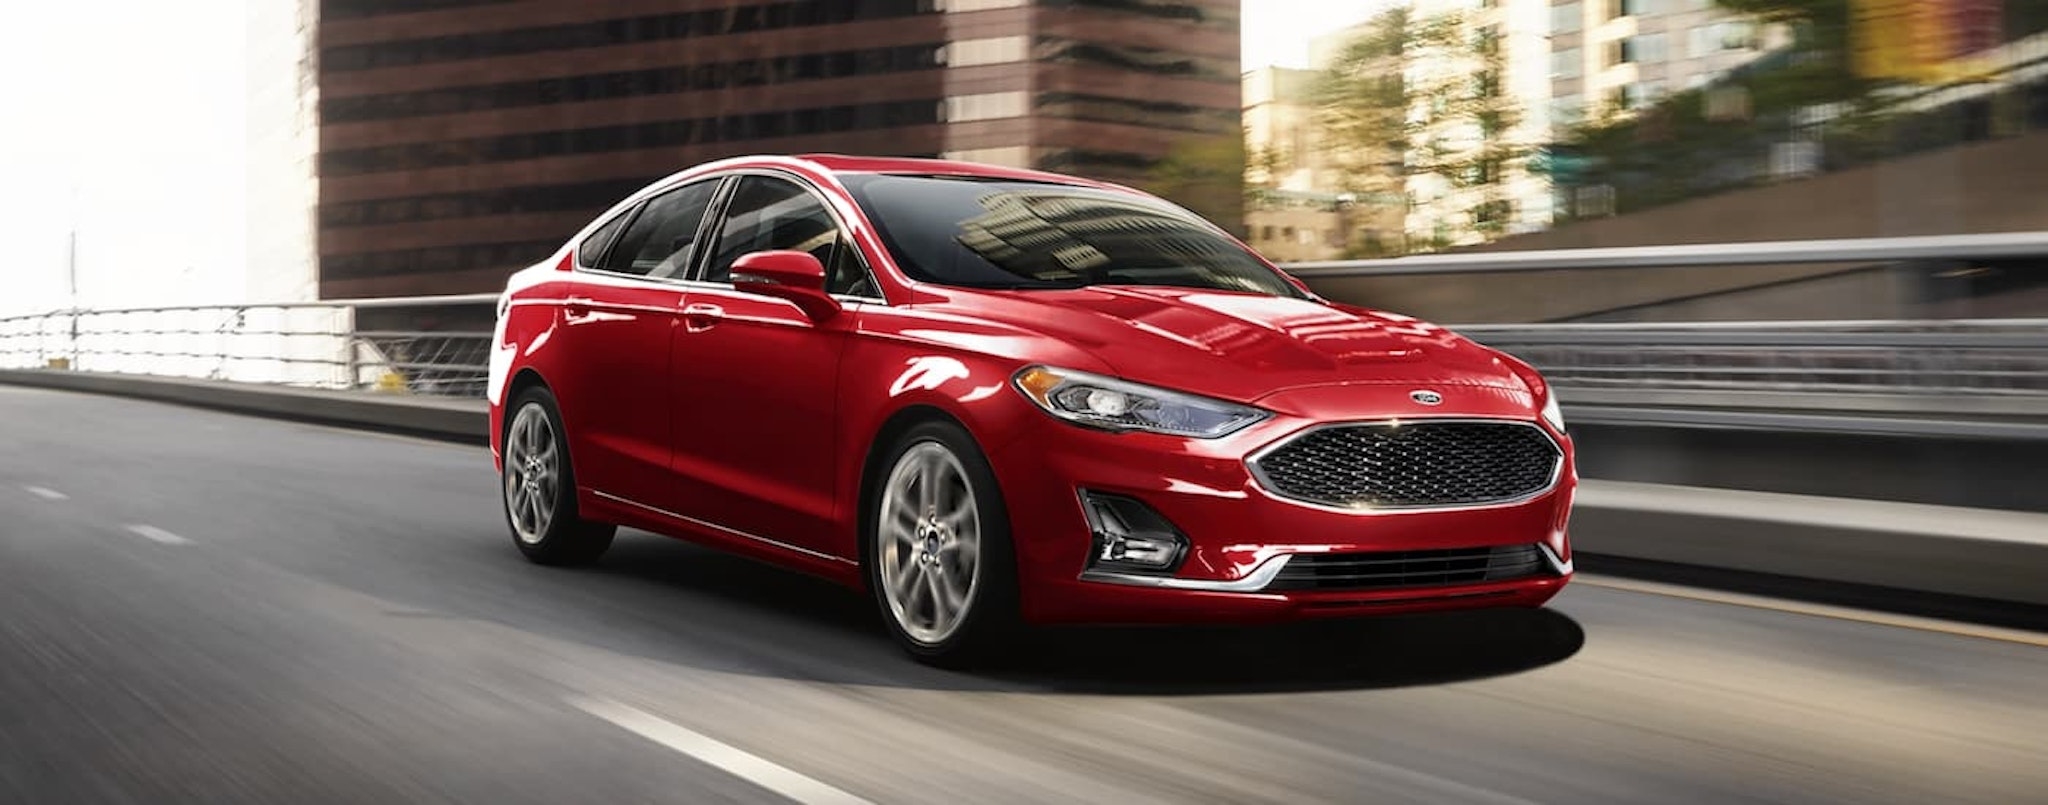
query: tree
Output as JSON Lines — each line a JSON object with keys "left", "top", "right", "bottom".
{"left": 1312, "top": 7, "right": 1410, "bottom": 201}
{"left": 1403, "top": 11, "right": 1529, "bottom": 242}
{"left": 1142, "top": 132, "right": 1248, "bottom": 236}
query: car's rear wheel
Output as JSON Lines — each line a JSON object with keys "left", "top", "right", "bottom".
{"left": 866, "top": 420, "right": 1018, "bottom": 666}
{"left": 503, "top": 387, "right": 615, "bottom": 565}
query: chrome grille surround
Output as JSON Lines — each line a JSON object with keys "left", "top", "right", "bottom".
{"left": 1265, "top": 544, "right": 1551, "bottom": 592}
{"left": 1246, "top": 418, "right": 1564, "bottom": 512}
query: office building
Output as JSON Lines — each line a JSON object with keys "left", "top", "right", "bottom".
{"left": 312, "top": 0, "right": 1241, "bottom": 298}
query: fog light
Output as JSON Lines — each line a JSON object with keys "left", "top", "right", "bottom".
{"left": 1079, "top": 491, "right": 1188, "bottom": 573}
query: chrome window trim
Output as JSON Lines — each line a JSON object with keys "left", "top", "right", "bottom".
{"left": 566, "top": 169, "right": 891, "bottom": 305}
{"left": 691, "top": 167, "right": 890, "bottom": 303}
{"left": 1243, "top": 417, "right": 1565, "bottom": 516}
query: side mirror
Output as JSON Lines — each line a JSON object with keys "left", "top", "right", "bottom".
{"left": 730, "top": 250, "right": 842, "bottom": 322}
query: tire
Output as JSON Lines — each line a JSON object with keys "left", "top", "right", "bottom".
{"left": 501, "top": 386, "right": 615, "bottom": 566}
{"left": 863, "top": 419, "right": 1020, "bottom": 667}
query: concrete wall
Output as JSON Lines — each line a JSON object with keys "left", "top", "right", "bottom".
{"left": 1300, "top": 132, "right": 2048, "bottom": 323}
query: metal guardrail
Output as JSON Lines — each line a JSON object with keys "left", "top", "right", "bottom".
{"left": 1457, "top": 319, "right": 2048, "bottom": 397}
{"left": 5, "top": 301, "right": 2044, "bottom": 405}
{"left": 0, "top": 297, "right": 496, "bottom": 398}
{"left": 2, "top": 232, "right": 2044, "bottom": 402}
{"left": 1282, "top": 231, "right": 2048, "bottom": 276}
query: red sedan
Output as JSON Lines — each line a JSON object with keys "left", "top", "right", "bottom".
{"left": 488, "top": 154, "right": 1575, "bottom": 664}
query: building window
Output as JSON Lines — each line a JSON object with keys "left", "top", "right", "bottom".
{"left": 1551, "top": 48, "right": 1582, "bottom": 79}
{"left": 1618, "top": 33, "right": 1667, "bottom": 64}
{"left": 940, "top": 0, "right": 1027, "bottom": 10}
{"left": 323, "top": 44, "right": 945, "bottom": 123}
{"left": 321, "top": 0, "right": 517, "bottom": 20}
{"left": 942, "top": 146, "right": 1032, "bottom": 167}
{"left": 322, "top": 1, "right": 935, "bottom": 72}
{"left": 1550, "top": 3, "right": 1582, "bottom": 35}
{"left": 321, "top": 99, "right": 944, "bottom": 176}
{"left": 1613, "top": 0, "right": 1658, "bottom": 18}
{"left": 945, "top": 91, "right": 1028, "bottom": 122}
{"left": 945, "top": 36, "right": 1028, "bottom": 67}
{"left": 1621, "top": 80, "right": 1666, "bottom": 109}
{"left": 1551, "top": 94, "right": 1585, "bottom": 127}
{"left": 1033, "top": 92, "right": 1237, "bottom": 134}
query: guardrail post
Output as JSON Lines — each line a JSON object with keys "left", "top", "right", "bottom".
{"left": 343, "top": 305, "right": 360, "bottom": 392}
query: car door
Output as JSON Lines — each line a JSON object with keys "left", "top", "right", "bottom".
{"left": 667, "top": 173, "right": 869, "bottom": 555}
{"left": 554, "top": 177, "right": 723, "bottom": 509}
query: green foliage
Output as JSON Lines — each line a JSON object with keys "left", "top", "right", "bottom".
{"left": 1143, "top": 132, "right": 1249, "bottom": 234}
{"left": 1311, "top": 7, "right": 1410, "bottom": 198}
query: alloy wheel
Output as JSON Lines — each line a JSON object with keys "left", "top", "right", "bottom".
{"left": 504, "top": 402, "right": 560, "bottom": 545}
{"left": 877, "top": 441, "right": 982, "bottom": 645}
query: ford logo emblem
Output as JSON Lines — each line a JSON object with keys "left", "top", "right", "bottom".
{"left": 1410, "top": 390, "right": 1444, "bottom": 405}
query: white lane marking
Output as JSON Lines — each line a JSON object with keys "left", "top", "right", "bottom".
{"left": 125, "top": 525, "right": 194, "bottom": 546}
{"left": 1578, "top": 575, "right": 2048, "bottom": 648}
{"left": 569, "top": 696, "right": 875, "bottom": 805}
{"left": 24, "top": 486, "right": 68, "bottom": 500}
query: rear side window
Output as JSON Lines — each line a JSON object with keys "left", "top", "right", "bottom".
{"left": 600, "top": 179, "right": 721, "bottom": 278}
{"left": 575, "top": 211, "right": 630, "bottom": 269}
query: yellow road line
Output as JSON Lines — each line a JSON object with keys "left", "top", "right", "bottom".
{"left": 1576, "top": 575, "right": 2048, "bottom": 649}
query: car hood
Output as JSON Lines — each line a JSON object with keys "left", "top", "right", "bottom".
{"left": 944, "top": 285, "right": 1531, "bottom": 404}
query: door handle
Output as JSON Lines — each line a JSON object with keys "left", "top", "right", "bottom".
{"left": 682, "top": 302, "right": 724, "bottom": 332}
{"left": 563, "top": 296, "right": 595, "bottom": 322}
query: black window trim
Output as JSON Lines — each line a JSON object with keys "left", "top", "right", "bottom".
{"left": 570, "top": 175, "right": 733, "bottom": 285}
{"left": 684, "top": 167, "right": 887, "bottom": 304}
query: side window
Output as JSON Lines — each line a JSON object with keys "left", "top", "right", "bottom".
{"left": 599, "top": 180, "right": 720, "bottom": 278}
{"left": 704, "top": 175, "right": 874, "bottom": 296}
{"left": 575, "top": 210, "right": 631, "bottom": 269}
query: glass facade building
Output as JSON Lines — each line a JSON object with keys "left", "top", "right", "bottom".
{"left": 315, "top": 0, "right": 1241, "bottom": 298}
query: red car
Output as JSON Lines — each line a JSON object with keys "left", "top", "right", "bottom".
{"left": 488, "top": 154, "right": 1575, "bottom": 664}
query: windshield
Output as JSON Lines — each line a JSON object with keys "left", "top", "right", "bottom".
{"left": 839, "top": 174, "right": 1306, "bottom": 298}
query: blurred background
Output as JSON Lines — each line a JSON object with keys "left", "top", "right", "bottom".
{"left": 2, "top": 0, "right": 2042, "bottom": 321}
{"left": 1, "top": 2, "right": 2045, "bottom": 804}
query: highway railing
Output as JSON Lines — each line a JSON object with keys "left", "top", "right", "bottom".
{"left": 2, "top": 232, "right": 2044, "bottom": 405}
{"left": 1457, "top": 319, "right": 2048, "bottom": 398}
{"left": 0, "top": 295, "right": 496, "bottom": 398}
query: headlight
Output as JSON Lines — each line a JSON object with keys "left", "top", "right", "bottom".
{"left": 1012, "top": 366, "right": 1269, "bottom": 438}
{"left": 1540, "top": 390, "right": 1565, "bottom": 432}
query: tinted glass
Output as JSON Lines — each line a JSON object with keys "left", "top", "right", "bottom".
{"left": 841, "top": 175, "right": 1303, "bottom": 297}
{"left": 601, "top": 180, "right": 720, "bottom": 278}
{"left": 705, "top": 176, "right": 868, "bottom": 295}
{"left": 576, "top": 210, "right": 632, "bottom": 269}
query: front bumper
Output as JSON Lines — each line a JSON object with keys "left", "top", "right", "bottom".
{"left": 986, "top": 408, "right": 1576, "bottom": 626}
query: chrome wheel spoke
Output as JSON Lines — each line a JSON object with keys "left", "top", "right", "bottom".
{"left": 877, "top": 441, "right": 983, "bottom": 645}
{"left": 891, "top": 559, "right": 926, "bottom": 602}
{"left": 505, "top": 403, "right": 558, "bottom": 546}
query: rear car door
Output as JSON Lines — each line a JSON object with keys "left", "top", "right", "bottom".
{"left": 554, "top": 178, "right": 723, "bottom": 508}
{"left": 667, "top": 173, "right": 871, "bottom": 555}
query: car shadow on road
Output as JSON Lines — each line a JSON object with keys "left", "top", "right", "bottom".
{"left": 577, "top": 533, "right": 1585, "bottom": 696}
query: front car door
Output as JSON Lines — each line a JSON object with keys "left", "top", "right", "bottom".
{"left": 667, "top": 172, "right": 874, "bottom": 555}
{"left": 553, "top": 177, "right": 723, "bottom": 508}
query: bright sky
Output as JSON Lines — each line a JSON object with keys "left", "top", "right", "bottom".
{"left": 1242, "top": 0, "right": 1399, "bottom": 70}
{"left": 0, "top": 1, "right": 1383, "bottom": 317}
{"left": 0, "top": 1, "right": 251, "bottom": 317}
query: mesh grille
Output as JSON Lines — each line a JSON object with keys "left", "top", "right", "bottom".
{"left": 1268, "top": 544, "right": 1548, "bottom": 591}
{"left": 1251, "top": 420, "right": 1560, "bottom": 509}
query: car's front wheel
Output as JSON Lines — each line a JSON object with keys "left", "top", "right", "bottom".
{"left": 866, "top": 420, "right": 1019, "bottom": 666}
{"left": 502, "top": 386, "right": 615, "bottom": 566}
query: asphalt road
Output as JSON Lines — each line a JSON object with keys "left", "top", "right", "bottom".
{"left": 2, "top": 385, "right": 2044, "bottom": 805}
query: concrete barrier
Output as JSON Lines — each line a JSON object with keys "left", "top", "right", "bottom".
{"left": 2, "top": 369, "right": 2041, "bottom": 609}
{"left": 0, "top": 369, "right": 487, "bottom": 443}
{"left": 1573, "top": 480, "right": 2048, "bottom": 607}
